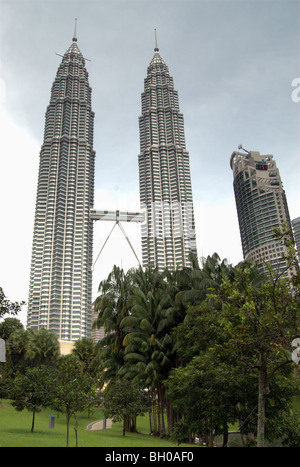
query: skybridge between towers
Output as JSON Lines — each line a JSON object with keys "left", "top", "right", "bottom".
{"left": 90, "top": 208, "right": 145, "bottom": 270}
{"left": 90, "top": 209, "right": 144, "bottom": 223}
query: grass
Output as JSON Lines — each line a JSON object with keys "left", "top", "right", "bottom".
{"left": 3, "top": 397, "right": 299, "bottom": 447}
{"left": 0, "top": 400, "right": 191, "bottom": 448}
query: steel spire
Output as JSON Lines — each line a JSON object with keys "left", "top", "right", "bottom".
{"left": 154, "top": 28, "right": 159, "bottom": 51}
{"left": 73, "top": 18, "right": 78, "bottom": 42}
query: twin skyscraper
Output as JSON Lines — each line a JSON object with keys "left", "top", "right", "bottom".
{"left": 27, "top": 29, "right": 197, "bottom": 341}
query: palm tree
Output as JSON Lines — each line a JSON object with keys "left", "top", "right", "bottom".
{"left": 175, "top": 252, "right": 235, "bottom": 307}
{"left": 26, "top": 328, "right": 60, "bottom": 366}
{"left": 93, "top": 265, "right": 133, "bottom": 382}
{"left": 120, "top": 267, "right": 178, "bottom": 436}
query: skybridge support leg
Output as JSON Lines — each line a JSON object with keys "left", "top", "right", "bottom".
{"left": 91, "top": 208, "right": 144, "bottom": 271}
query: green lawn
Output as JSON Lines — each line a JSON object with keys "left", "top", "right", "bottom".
{"left": 2, "top": 397, "right": 299, "bottom": 447}
{"left": 0, "top": 400, "right": 191, "bottom": 447}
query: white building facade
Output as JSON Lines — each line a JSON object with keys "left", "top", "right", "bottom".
{"left": 138, "top": 42, "right": 197, "bottom": 270}
{"left": 230, "top": 149, "right": 294, "bottom": 277}
{"left": 27, "top": 35, "right": 95, "bottom": 341}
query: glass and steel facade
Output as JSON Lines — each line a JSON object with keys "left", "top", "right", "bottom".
{"left": 138, "top": 44, "right": 197, "bottom": 270}
{"left": 230, "top": 150, "right": 293, "bottom": 277}
{"left": 27, "top": 37, "right": 95, "bottom": 341}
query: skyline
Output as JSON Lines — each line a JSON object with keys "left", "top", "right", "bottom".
{"left": 0, "top": 0, "right": 299, "bottom": 326}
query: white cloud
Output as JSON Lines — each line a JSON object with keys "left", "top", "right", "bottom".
{"left": 194, "top": 199, "right": 243, "bottom": 266}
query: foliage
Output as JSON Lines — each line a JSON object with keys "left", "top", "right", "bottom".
{"left": 166, "top": 230, "right": 300, "bottom": 447}
{"left": 0, "top": 287, "right": 25, "bottom": 319}
{"left": 3, "top": 228, "right": 296, "bottom": 447}
{"left": 3, "top": 328, "right": 30, "bottom": 379}
{"left": 0, "top": 317, "right": 24, "bottom": 341}
{"left": 91, "top": 243, "right": 300, "bottom": 446}
{"left": 123, "top": 266, "right": 183, "bottom": 436}
{"left": 167, "top": 298, "right": 258, "bottom": 446}
{"left": 72, "top": 337, "right": 101, "bottom": 380}
{"left": 279, "top": 412, "right": 300, "bottom": 447}
{"left": 50, "top": 354, "right": 98, "bottom": 447}
{"left": 2, "top": 327, "right": 60, "bottom": 383}
{"left": 218, "top": 263, "right": 300, "bottom": 446}
{"left": 103, "top": 379, "right": 148, "bottom": 436}
{"left": 25, "top": 328, "right": 60, "bottom": 366}
{"left": 93, "top": 265, "right": 133, "bottom": 383}
{"left": 10, "top": 366, "right": 55, "bottom": 432}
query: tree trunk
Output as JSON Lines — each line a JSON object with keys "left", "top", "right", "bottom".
{"left": 124, "top": 416, "right": 136, "bottom": 432}
{"left": 156, "top": 389, "right": 162, "bottom": 436}
{"left": 222, "top": 424, "right": 228, "bottom": 447}
{"left": 74, "top": 414, "right": 78, "bottom": 447}
{"left": 66, "top": 411, "right": 71, "bottom": 447}
{"left": 31, "top": 410, "right": 35, "bottom": 432}
{"left": 130, "top": 416, "right": 137, "bottom": 432}
{"left": 124, "top": 417, "right": 129, "bottom": 432}
{"left": 151, "top": 388, "right": 158, "bottom": 435}
{"left": 257, "top": 358, "right": 269, "bottom": 447}
{"left": 166, "top": 396, "right": 174, "bottom": 436}
{"left": 148, "top": 403, "right": 153, "bottom": 434}
{"left": 208, "top": 430, "right": 214, "bottom": 447}
{"left": 158, "top": 382, "right": 165, "bottom": 436}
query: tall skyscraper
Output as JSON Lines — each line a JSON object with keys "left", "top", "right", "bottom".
{"left": 230, "top": 148, "right": 294, "bottom": 277}
{"left": 27, "top": 29, "right": 95, "bottom": 341}
{"left": 138, "top": 35, "right": 197, "bottom": 270}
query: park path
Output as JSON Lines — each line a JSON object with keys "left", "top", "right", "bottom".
{"left": 86, "top": 418, "right": 113, "bottom": 431}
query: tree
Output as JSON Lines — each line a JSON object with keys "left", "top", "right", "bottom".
{"left": 0, "top": 287, "right": 25, "bottom": 319}
{"left": 174, "top": 252, "right": 235, "bottom": 307}
{"left": 215, "top": 260, "right": 300, "bottom": 447}
{"left": 0, "top": 318, "right": 24, "bottom": 390}
{"left": 72, "top": 337, "right": 99, "bottom": 376}
{"left": 1, "top": 328, "right": 60, "bottom": 393}
{"left": 26, "top": 328, "right": 60, "bottom": 366}
{"left": 51, "top": 354, "right": 98, "bottom": 447}
{"left": 167, "top": 238, "right": 300, "bottom": 447}
{"left": 167, "top": 352, "right": 246, "bottom": 446}
{"left": 0, "top": 317, "right": 24, "bottom": 341}
{"left": 11, "top": 366, "right": 55, "bottom": 432}
{"left": 120, "top": 268, "right": 177, "bottom": 436}
{"left": 93, "top": 264, "right": 181, "bottom": 436}
{"left": 72, "top": 338, "right": 102, "bottom": 412}
{"left": 167, "top": 295, "right": 258, "bottom": 446}
{"left": 4, "top": 328, "right": 29, "bottom": 378}
{"left": 93, "top": 265, "right": 133, "bottom": 383}
{"left": 103, "top": 379, "right": 148, "bottom": 436}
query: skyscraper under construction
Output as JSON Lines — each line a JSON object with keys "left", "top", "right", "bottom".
{"left": 138, "top": 35, "right": 197, "bottom": 270}
{"left": 27, "top": 29, "right": 95, "bottom": 341}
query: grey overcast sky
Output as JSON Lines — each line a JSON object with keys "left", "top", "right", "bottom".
{"left": 0, "top": 0, "right": 299, "bottom": 325}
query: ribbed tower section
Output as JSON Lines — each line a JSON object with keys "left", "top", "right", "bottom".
{"left": 138, "top": 42, "right": 197, "bottom": 270}
{"left": 230, "top": 149, "right": 294, "bottom": 278}
{"left": 27, "top": 34, "right": 95, "bottom": 341}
